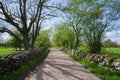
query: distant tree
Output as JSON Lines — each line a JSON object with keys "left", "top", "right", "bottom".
{"left": 0, "top": 34, "right": 3, "bottom": 43}
{"left": 0, "top": 43, "right": 6, "bottom": 48}
{"left": 10, "top": 38, "right": 22, "bottom": 50}
{"left": 103, "top": 39, "right": 119, "bottom": 48}
{"left": 35, "top": 29, "right": 51, "bottom": 48}
{"left": 52, "top": 23, "right": 75, "bottom": 49}
{"left": 7, "top": 30, "right": 23, "bottom": 50}
{"left": 0, "top": 34, "right": 3, "bottom": 47}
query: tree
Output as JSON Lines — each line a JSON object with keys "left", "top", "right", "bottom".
{"left": 63, "top": 0, "right": 84, "bottom": 50}
{"left": 103, "top": 39, "right": 119, "bottom": 48}
{"left": 52, "top": 23, "right": 75, "bottom": 49}
{"left": 0, "top": 33, "right": 3, "bottom": 44}
{"left": 83, "top": 0, "right": 119, "bottom": 53}
{"left": 8, "top": 30, "right": 23, "bottom": 50}
{"left": 0, "top": 0, "right": 60, "bottom": 50}
{"left": 35, "top": 29, "right": 51, "bottom": 48}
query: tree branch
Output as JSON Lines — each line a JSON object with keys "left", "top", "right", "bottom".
{"left": 0, "top": 1, "right": 22, "bottom": 33}
{"left": 0, "top": 27, "right": 22, "bottom": 42}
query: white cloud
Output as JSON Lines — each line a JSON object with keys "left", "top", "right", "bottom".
{"left": 0, "top": 33, "right": 10, "bottom": 42}
{"left": 105, "top": 30, "right": 120, "bottom": 42}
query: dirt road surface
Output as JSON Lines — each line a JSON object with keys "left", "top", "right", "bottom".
{"left": 24, "top": 48, "right": 100, "bottom": 80}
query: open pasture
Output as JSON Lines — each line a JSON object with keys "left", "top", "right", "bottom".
{"left": 0, "top": 48, "right": 14, "bottom": 56}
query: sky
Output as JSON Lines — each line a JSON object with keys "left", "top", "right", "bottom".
{"left": 106, "top": 30, "right": 120, "bottom": 43}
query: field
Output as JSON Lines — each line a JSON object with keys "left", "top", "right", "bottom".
{"left": 1, "top": 47, "right": 120, "bottom": 57}
{"left": 105, "top": 47, "right": 120, "bottom": 54}
{"left": 79, "top": 47, "right": 120, "bottom": 58}
{"left": 104, "top": 47, "right": 120, "bottom": 58}
{"left": 0, "top": 48, "right": 14, "bottom": 56}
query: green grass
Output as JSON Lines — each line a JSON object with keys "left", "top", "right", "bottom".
{"left": 79, "top": 47, "right": 120, "bottom": 58}
{"left": 105, "top": 47, "right": 120, "bottom": 54}
{"left": 0, "top": 48, "right": 49, "bottom": 80}
{"left": 0, "top": 48, "right": 25, "bottom": 56}
{"left": 78, "top": 47, "right": 89, "bottom": 53}
{"left": 67, "top": 52, "right": 120, "bottom": 80}
{"left": 0, "top": 48, "right": 14, "bottom": 56}
{"left": 102, "top": 47, "right": 120, "bottom": 58}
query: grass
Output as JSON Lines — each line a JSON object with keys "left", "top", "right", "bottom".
{"left": 102, "top": 47, "right": 120, "bottom": 58}
{"left": 105, "top": 47, "right": 120, "bottom": 54}
{"left": 0, "top": 48, "right": 25, "bottom": 56}
{"left": 78, "top": 47, "right": 89, "bottom": 53}
{"left": 79, "top": 47, "right": 120, "bottom": 58}
{"left": 0, "top": 48, "right": 14, "bottom": 56}
{"left": 67, "top": 52, "right": 120, "bottom": 80}
{"left": 0, "top": 48, "right": 49, "bottom": 80}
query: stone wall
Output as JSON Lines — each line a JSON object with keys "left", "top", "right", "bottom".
{"left": 65, "top": 49, "right": 120, "bottom": 73}
{"left": 0, "top": 47, "right": 46, "bottom": 74}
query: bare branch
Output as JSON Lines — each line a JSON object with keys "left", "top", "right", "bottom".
{"left": 0, "top": 27, "right": 22, "bottom": 42}
{"left": 0, "top": 1, "right": 22, "bottom": 32}
{"left": 43, "top": 5, "right": 62, "bottom": 11}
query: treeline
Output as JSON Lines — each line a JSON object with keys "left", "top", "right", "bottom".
{"left": 0, "top": 39, "right": 23, "bottom": 50}
{"left": 103, "top": 39, "right": 119, "bottom": 48}
{"left": 0, "top": 29, "right": 51, "bottom": 51}
{"left": 0, "top": 43, "right": 9, "bottom": 48}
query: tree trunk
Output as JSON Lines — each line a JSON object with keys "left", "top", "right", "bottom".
{"left": 23, "top": 35, "right": 31, "bottom": 50}
{"left": 89, "top": 42, "right": 102, "bottom": 53}
{"left": 19, "top": 44, "right": 22, "bottom": 51}
{"left": 69, "top": 42, "right": 72, "bottom": 49}
{"left": 31, "top": 38, "right": 35, "bottom": 49}
{"left": 74, "top": 35, "right": 79, "bottom": 50}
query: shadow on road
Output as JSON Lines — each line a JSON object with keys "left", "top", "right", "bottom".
{"left": 23, "top": 48, "right": 99, "bottom": 80}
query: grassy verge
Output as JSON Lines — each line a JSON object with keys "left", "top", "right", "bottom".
{"left": 0, "top": 48, "right": 49, "bottom": 80}
{"left": 67, "top": 52, "right": 120, "bottom": 80}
